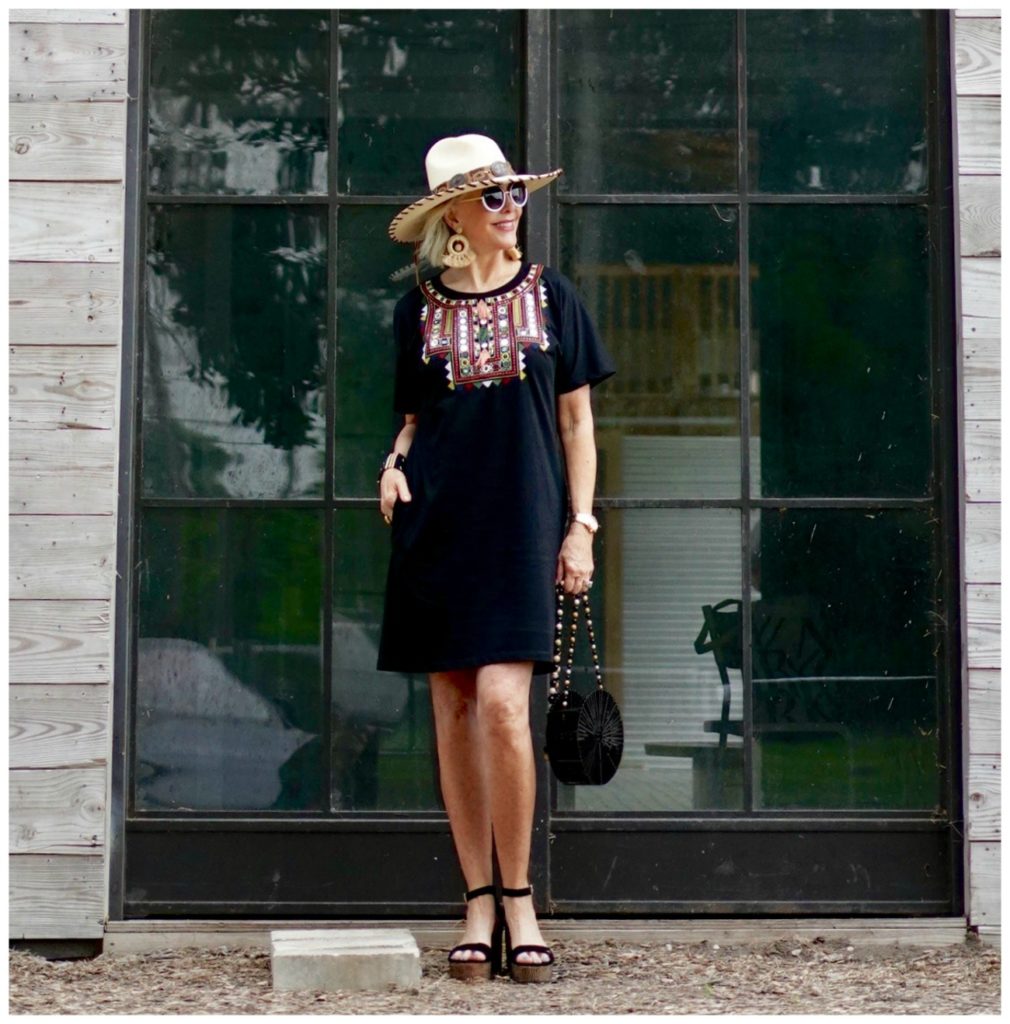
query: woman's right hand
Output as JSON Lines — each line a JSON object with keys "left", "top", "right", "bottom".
{"left": 379, "top": 468, "right": 412, "bottom": 521}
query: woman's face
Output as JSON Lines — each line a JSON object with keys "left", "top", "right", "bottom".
{"left": 444, "top": 187, "right": 523, "bottom": 256}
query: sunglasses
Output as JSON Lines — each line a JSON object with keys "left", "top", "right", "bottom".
{"left": 460, "top": 182, "right": 529, "bottom": 213}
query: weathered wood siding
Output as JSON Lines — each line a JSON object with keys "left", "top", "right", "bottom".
{"left": 954, "top": 9, "right": 1001, "bottom": 944}
{"left": 8, "top": 7, "right": 128, "bottom": 939}
{"left": 5, "top": 9, "right": 998, "bottom": 943}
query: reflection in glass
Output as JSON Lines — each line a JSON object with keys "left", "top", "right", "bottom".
{"left": 750, "top": 508, "right": 940, "bottom": 809}
{"left": 148, "top": 10, "right": 329, "bottom": 195}
{"left": 337, "top": 11, "right": 521, "bottom": 195}
{"left": 748, "top": 10, "right": 928, "bottom": 194}
{"left": 560, "top": 205, "right": 741, "bottom": 499}
{"left": 751, "top": 204, "right": 931, "bottom": 498}
{"left": 558, "top": 10, "right": 737, "bottom": 194}
{"left": 335, "top": 207, "right": 419, "bottom": 497}
{"left": 332, "top": 510, "right": 438, "bottom": 811}
{"left": 143, "top": 204, "right": 327, "bottom": 499}
{"left": 135, "top": 508, "right": 324, "bottom": 811}
{"left": 561, "top": 509, "right": 744, "bottom": 813}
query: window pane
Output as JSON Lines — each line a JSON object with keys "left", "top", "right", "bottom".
{"left": 144, "top": 204, "right": 327, "bottom": 499}
{"left": 747, "top": 10, "right": 928, "bottom": 194}
{"left": 136, "top": 508, "right": 324, "bottom": 811}
{"left": 558, "top": 10, "right": 737, "bottom": 195}
{"left": 750, "top": 204, "right": 931, "bottom": 498}
{"left": 332, "top": 510, "right": 439, "bottom": 811}
{"left": 560, "top": 205, "right": 740, "bottom": 500}
{"left": 334, "top": 206, "right": 416, "bottom": 497}
{"left": 337, "top": 11, "right": 521, "bottom": 195}
{"left": 559, "top": 508, "right": 744, "bottom": 814}
{"left": 148, "top": 10, "right": 329, "bottom": 195}
{"left": 751, "top": 508, "right": 941, "bottom": 810}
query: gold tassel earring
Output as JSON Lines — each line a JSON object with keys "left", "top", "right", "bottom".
{"left": 506, "top": 245, "right": 523, "bottom": 261}
{"left": 443, "top": 229, "right": 475, "bottom": 268}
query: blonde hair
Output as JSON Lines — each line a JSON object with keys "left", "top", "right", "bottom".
{"left": 417, "top": 202, "right": 457, "bottom": 269}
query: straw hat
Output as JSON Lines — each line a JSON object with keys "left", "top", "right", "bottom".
{"left": 388, "top": 133, "right": 562, "bottom": 244}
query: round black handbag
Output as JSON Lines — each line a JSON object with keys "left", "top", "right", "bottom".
{"left": 545, "top": 582, "right": 624, "bottom": 785}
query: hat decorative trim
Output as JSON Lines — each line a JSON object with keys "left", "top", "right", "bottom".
{"left": 433, "top": 161, "right": 516, "bottom": 194}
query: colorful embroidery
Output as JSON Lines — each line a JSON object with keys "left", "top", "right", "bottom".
{"left": 419, "top": 264, "right": 550, "bottom": 390}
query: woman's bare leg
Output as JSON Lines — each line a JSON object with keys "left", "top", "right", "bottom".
{"left": 475, "top": 661, "right": 550, "bottom": 965}
{"left": 429, "top": 668, "right": 496, "bottom": 962}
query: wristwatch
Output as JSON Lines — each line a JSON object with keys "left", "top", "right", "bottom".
{"left": 377, "top": 451, "right": 407, "bottom": 485}
{"left": 570, "top": 511, "right": 599, "bottom": 535}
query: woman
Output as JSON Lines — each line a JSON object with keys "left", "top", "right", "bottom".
{"left": 376, "top": 134, "right": 616, "bottom": 983}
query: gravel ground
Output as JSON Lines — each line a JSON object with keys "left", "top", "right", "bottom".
{"left": 9, "top": 936, "right": 999, "bottom": 1015}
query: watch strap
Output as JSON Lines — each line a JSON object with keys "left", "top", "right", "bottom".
{"left": 377, "top": 451, "right": 407, "bottom": 485}
{"left": 570, "top": 511, "right": 599, "bottom": 534}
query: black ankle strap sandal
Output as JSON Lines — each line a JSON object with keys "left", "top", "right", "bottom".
{"left": 447, "top": 884, "right": 503, "bottom": 981}
{"left": 499, "top": 883, "right": 555, "bottom": 983}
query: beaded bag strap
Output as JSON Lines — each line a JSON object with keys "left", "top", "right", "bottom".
{"left": 549, "top": 582, "right": 603, "bottom": 709}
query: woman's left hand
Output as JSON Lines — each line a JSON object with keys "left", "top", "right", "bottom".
{"left": 556, "top": 528, "right": 594, "bottom": 594}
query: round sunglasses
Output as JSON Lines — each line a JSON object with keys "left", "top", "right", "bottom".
{"left": 459, "top": 182, "right": 529, "bottom": 213}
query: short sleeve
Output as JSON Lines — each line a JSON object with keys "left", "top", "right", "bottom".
{"left": 392, "top": 292, "right": 424, "bottom": 415}
{"left": 549, "top": 270, "right": 618, "bottom": 395}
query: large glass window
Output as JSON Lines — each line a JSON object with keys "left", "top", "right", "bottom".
{"left": 555, "top": 8, "right": 944, "bottom": 813}
{"left": 134, "top": 9, "right": 951, "bottom": 822}
{"left": 136, "top": 10, "right": 520, "bottom": 813}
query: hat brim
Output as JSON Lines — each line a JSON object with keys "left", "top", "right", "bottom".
{"left": 388, "top": 168, "right": 563, "bottom": 244}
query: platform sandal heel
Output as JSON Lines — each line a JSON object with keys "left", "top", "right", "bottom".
{"left": 447, "top": 884, "right": 503, "bottom": 981}
{"left": 499, "top": 883, "right": 555, "bottom": 983}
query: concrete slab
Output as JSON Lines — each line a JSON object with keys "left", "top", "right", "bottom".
{"left": 269, "top": 928, "right": 421, "bottom": 993}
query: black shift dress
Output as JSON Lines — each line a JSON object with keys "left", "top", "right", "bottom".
{"left": 376, "top": 261, "right": 616, "bottom": 676}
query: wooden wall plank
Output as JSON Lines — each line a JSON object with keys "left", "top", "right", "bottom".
{"left": 8, "top": 855, "right": 105, "bottom": 938}
{"left": 9, "top": 346, "right": 119, "bottom": 429}
{"left": 958, "top": 175, "right": 1001, "bottom": 257}
{"left": 959, "top": 258, "right": 1000, "bottom": 319}
{"left": 963, "top": 420, "right": 1000, "bottom": 501}
{"left": 10, "top": 22, "right": 128, "bottom": 102}
{"left": 9, "top": 685, "right": 109, "bottom": 770}
{"left": 963, "top": 329, "right": 1000, "bottom": 420}
{"left": 955, "top": 18, "right": 1002, "bottom": 95}
{"left": 10, "top": 429, "right": 118, "bottom": 515}
{"left": 9, "top": 600, "right": 112, "bottom": 685}
{"left": 9, "top": 10, "right": 126, "bottom": 24}
{"left": 10, "top": 516, "right": 116, "bottom": 600}
{"left": 9, "top": 767, "right": 106, "bottom": 854}
{"left": 968, "top": 669, "right": 1000, "bottom": 755}
{"left": 8, "top": 342, "right": 119, "bottom": 425}
{"left": 966, "top": 754, "right": 1001, "bottom": 840}
{"left": 10, "top": 183, "right": 123, "bottom": 262}
{"left": 9, "top": 262, "right": 122, "bottom": 346}
{"left": 962, "top": 313, "right": 1001, "bottom": 343}
{"left": 968, "top": 842, "right": 1001, "bottom": 928}
{"left": 965, "top": 584, "right": 1000, "bottom": 668}
{"left": 956, "top": 96, "right": 1001, "bottom": 174}
{"left": 10, "top": 100, "right": 126, "bottom": 181}
{"left": 964, "top": 502, "right": 1000, "bottom": 583}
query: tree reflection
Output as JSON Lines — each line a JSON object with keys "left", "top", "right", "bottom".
{"left": 144, "top": 205, "right": 326, "bottom": 498}
{"left": 148, "top": 9, "right": 329, "bottom": 195}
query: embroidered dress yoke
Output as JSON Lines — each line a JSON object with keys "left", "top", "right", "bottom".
{"left": 376, "top": 261, "right": 616, "bottom": 675}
